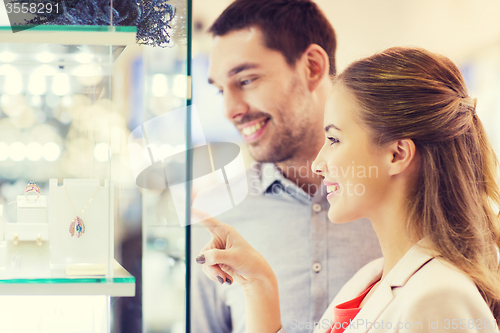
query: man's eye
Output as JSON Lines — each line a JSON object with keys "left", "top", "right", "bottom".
{"left": 240, "top": 78, "right": 256, "bottom": 86}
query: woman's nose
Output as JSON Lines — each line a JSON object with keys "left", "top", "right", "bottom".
{"left": 312, "top": 158, "right": 326, "bottom": 176}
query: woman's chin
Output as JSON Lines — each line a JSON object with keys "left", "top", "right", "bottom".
{"left": 327, "top": 211, "right": 349, "bottom": 224}
{"left": 327, "top": 206, "right": 361, "bottom": 224}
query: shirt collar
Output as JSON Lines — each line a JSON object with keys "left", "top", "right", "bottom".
{"left": 257, "top": 162, "right": 327, "bottom": 204}
{"left": 259, "top": 163, "right": 280, "bottom": 193}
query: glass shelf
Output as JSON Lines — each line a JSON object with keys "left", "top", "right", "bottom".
{"left": 0, "top": 43, "right": 126, "bottom": 75}
{"left": 0, "top": 25, "right": 136, "bottom": 32}
{"left": 0, "top": 25, "right": 137, "bottom": 45}
{"left": 0, "top": 261, "right": 135, "bottom": 296}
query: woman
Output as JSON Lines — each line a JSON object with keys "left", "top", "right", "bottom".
{"left": 194, "top": 47, "right": 500, "bottom": 333}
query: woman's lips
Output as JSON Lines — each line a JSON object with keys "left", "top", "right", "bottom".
{"left": 324, "top": 181, "right": 340, "bottom": 200}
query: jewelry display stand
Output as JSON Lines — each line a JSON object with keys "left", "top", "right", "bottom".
{"left": 49, "top": 179, "right": 114, "bottom": 276}
{"left": 4, "top": 221, "right": 50, "bottom": 278}
{"left": 16, "top": 196, "right": 47, "bottom": 224}
{"left": 2, "top": 199, "right": 50, "bottom": 278}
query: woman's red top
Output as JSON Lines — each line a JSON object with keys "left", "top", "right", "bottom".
{"left": 326, "top": 281, "right": 378, "bottom": 333}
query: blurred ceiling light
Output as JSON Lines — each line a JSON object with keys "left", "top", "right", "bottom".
{"left": 34, "top": 64, "right": 57, "bottom": 76}
{"left": 75, "top": 52, "right": 94, "bottom": 64}
{"left": 152, "top": 74, "right": 168, "bottom": 97}
{"left": 0, "top": 142, "right": 9, "bottom": 161}
{"left": 42, "top": 142, "right": 61, "bottom": 161}
{"left": 0, "top": 51, "right": 16, "bottom": 62}
{"left": 28, "top": 73, "right": 46, "bottom": 95}
{"left": 0, "top": 64, "right": 17, "bottom": 75}
{"left": 72, "top": 64, "right": 102, "bottom": 76}
{"left": 26, "top": 142, "right": 43, "bottom": 161}
{"left": 52, "top": 73, "right": 70, "bottom": 96}
{"left": 94, "top": 142, "right": 110, "bottom": 162}
{"left": 173, "top": 75, "right": 187, "bottom": 98}
{"left": 5, "top": 72, "right": 22, "bottom": 95}
{"left": 9, "top": 142, "right": 26, "bottom": 161}
{"left": 35, "top": 52, "right": 55, "bottom": 63}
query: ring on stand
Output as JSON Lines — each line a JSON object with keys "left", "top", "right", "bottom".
{"left": 24, "top": 182, "right": 41, "bottom": 201}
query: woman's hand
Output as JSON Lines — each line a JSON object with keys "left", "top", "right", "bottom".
{"left": 193, "top": 208, "right": 282, "bottom": 333}
{"left": 193, "top": 208, "right": 276, "bottom": 289}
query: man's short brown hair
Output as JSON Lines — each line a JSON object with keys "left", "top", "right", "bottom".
{"left": 209, "top": 0, "right": 337, "bottom": 76}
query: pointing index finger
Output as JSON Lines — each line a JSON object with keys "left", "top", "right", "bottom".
{"left": 191, "top": 207, "right": 225, "bottom": 233}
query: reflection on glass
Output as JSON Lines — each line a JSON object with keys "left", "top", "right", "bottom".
{"left": 28, "top": 73, "right": 46, "bottom": 95}
{"left": 52, "top": 73, "right": 70, "bottom": 96}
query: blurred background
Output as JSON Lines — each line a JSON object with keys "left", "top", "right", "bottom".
{"left": 0, "top": 0, "right": 499, "bottom": 332}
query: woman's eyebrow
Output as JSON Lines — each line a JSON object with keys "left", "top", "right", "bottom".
{"left": 325, "top": 124, "right": 341, "bottom": 132}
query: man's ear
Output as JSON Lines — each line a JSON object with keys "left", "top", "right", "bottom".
{"left": 301, "top": 44, "right": 329, "bottom": 92}
{"left": 387, "top": 139, "right": 417, "bottom": 176}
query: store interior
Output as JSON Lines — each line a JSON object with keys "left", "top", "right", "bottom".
{"left": 0, "top": 0, "right": 499, "bottom": 332}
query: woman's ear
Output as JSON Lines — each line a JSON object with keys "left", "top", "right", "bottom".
{"left": 387, "top": 139, "right": 417, "bottom": 176}
{"left": 301, "top": 44, "right": 329, "bottom": 92}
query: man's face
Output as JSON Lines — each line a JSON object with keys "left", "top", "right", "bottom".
{"left": 208, "top": 27, "right": 318, "bottom": 163}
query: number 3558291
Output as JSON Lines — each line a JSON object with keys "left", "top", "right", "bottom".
{"left": 6, "top": 2, "right": 59, "bottom": 14}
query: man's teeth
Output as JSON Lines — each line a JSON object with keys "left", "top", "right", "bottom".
{"left": 242, "top": 120, "right": 266, "bottom": 136}
{"left": 327, "top": 185, "right": 338, "bottom": 193}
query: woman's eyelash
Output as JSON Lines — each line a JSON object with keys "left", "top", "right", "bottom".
{"left": 327, "top": 137, "right": 339, "bottom": 145}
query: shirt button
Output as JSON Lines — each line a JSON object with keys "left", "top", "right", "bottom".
{"left": 312, "top": 203, "right": 322, "bottom": 212}
{"left": 312, "top": 263, "right": 322, "bottom": 273}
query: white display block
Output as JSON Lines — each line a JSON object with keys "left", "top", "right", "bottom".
{"left": 4, "top": 223, "right": 50, "bottom": 278}
{"left": 6, "top": 242, "right": 50, "bottom": 278}
{"left": 5, "top": 223, "right": 49, "bottom": 241}
{"left": 49, "top": 179, "right": 114, "bottom": 275}
{"left": 17, "top": 196, "right": 47, "bottom": 224}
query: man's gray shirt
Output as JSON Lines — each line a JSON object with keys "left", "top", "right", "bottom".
{"left": 191, "top": 162, "right": 382, "bottom": 333}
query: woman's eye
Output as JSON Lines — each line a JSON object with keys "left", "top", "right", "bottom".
{"left": 327, "top": 137, "right": 339, "bottom": 145}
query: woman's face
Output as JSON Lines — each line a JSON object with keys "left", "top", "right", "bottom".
{"left": 312, "top": 83, "right": 392, "bottom": 224}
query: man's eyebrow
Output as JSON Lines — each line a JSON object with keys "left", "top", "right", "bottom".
{"left": 228, "top": 63, "right": 259, "bottom": 77}
{"left": 208, "top": 63, "right": 260, "bottom": 85}
{"left": 325, "top": 124, "right": 341, "bottom": 132}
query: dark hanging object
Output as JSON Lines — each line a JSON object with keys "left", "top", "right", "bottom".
{"left": 14, "top": 0, "right": 176, "bottom": 47}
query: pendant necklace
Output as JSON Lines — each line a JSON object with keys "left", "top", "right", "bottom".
{"left": 64, "top": 186, "right": 100, "bottom": 238}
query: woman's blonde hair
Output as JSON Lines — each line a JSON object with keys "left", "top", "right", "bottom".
{"left": 337, "top": 47, "right": 500, "bottom": 320}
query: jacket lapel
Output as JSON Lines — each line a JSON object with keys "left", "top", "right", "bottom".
{"left": 344, "top": 244, "right": 434, "bottom": 333}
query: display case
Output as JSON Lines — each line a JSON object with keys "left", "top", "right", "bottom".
{"left": 0, "top": 0, "right": 193, "bottom": 331}
{"left": 0, "top": 24, "right": 137, "bottom": 332}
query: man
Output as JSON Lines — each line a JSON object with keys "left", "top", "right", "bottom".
{"left": 191, "top": 1, "right": 382, "bottom": 332}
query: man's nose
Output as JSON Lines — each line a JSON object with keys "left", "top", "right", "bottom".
{"left": 223, "top": 90, "right": 249, "bottom": 120}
